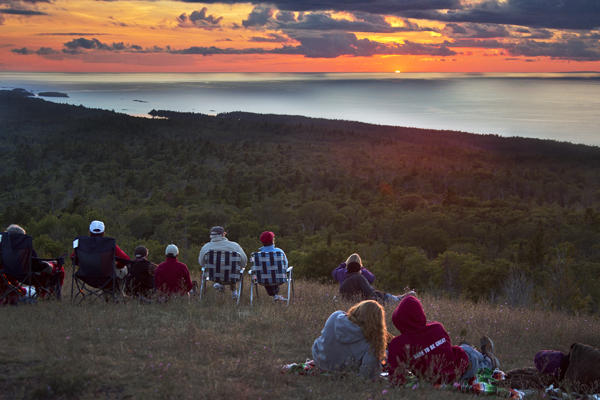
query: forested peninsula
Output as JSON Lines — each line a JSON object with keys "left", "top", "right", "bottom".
{"left": 2, "top": 88, "right": 600, "bottom": 314}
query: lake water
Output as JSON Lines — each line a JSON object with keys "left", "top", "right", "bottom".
{"left": 1, "top": 72, "right": 600, "bottom": 147}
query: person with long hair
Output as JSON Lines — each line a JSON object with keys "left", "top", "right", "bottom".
{"left": 312, "top": 300, "right": 392, "bottom": 379}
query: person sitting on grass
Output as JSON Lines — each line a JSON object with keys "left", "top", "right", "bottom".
{"left": 155, "top": 244, "right": 193, "bottom": 297}
{"left": 312, "top": 300, "right": 393, "bottom": 380}
{"left": 332, "top": 254, "right": 376, "bottom": 287}
{"left": 388, "top": 294, "right": 499, "bottom": 385}
{"left": 255, "top": 231, "right": 288, "bottom": 302}
{"left": 124, "top": 245, "right": 157, "bottom": 299}
{"left": 339, "top": 253, "right": 406, "bottom": 304}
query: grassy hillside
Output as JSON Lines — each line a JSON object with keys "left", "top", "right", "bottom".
{"left": 2, "top": 89, "right": 600, "bottom": 314}
{"left": 1, "top": 278, "right": 598, "bottom": 400}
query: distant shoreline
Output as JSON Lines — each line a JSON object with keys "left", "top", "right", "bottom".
{"left": 2, "top": 72, "right": 599, "bottom": 147}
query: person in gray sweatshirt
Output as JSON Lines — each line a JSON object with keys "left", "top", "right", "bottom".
{"left": 312, "top": 300, "right": 392, "bottom": 379}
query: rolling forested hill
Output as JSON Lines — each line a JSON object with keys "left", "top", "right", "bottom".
{"left": 2, "top": 88, "right": 600, "bottom": 313}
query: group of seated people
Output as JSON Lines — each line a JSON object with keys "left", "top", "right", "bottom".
{"left": 2, "top": 221, "right": 293, "bottom": 302}
{"left": 2, "top": 219, "right": 422, "bottom": 305}
{"left": 4, "top": 223, "right": 598, "bottom": 393}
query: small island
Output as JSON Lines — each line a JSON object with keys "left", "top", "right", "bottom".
{"left": 38, "top": 91, "right": 69, "bottom": 98}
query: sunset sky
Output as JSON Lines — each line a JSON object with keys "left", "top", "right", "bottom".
{"left": 1, "top": 0, "right": 600, "bottom": 73}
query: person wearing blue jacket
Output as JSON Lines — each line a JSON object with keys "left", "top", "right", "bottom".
{"left": 256, "top": 231, "right": 288, "bottom": 302}
{"left": 312, "top": 300, "right": 392, "bottom": 379}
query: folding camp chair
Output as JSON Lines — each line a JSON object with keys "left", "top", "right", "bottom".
{"left": 0, "top": 231, "right": 65, "bottom": 304}
{"left": 248, "top": 251, "right": 294, "bottom": 306}
{"left": 199, "top": 250, "right": 245, "bottom": 305}
{"left": 71, "top": 236, "right": 128, "bottom": 304}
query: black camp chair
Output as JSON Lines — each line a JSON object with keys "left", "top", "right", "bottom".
{"left": 199, "top": 250, "right": 245, "bottom": 305}
{"left": 0, "top": 231, "right": 65, "bottom": 304}
{"left": 71, "top": 236, "right": 128, "bottom": 304}
{"left": 248, "top": 251, "right": 294, "bottom": 306}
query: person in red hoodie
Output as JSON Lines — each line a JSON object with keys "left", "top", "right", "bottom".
{"left": 154, "top": 244, "right": 193, "bottom": 297}
{"left": 388, "top": 295, "right": 499, "bottom": 385}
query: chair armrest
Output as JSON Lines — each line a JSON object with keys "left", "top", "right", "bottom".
{"left": 286, "top": 266, "right": 293, "bottom": 273}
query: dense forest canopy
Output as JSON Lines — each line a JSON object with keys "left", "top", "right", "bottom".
{"left": 2, "top": 89, "right": 600, "bottom": 313}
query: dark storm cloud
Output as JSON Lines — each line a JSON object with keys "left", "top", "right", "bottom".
{"left": 176, "top": 0, "right": 600, "bottom": 31}
{"left": 62, "top": 37, "right": 148, "bottom": 53}
{"left": 0, "top": 7, "right": 46, "bottom": 15}
{"left": 445, "top": 23, "right": 510, "bottom": 39}
{"left": 177, "top": 7, "right": 223, "bottom": 28}
{"left": 172, "top": 45, "right": 268, "bottom": 55}
{"left": 275, "top": 11, "right": 435, "bottom": 33}
{"left": 242, "top": 5, "right": 273, "bottom": 27}
{"left": 38, "top": 32, "right": 109, "bottom": 36}
{"left": 443, "top": 23, "right": 554, "bottom": 40}
{"left": 275, "top": 10, "right": 296, "bottom": 23}
{"left": 275, "top": 32, "right": 456, "bottom": 58}
{"left": 445, "top": 37, "right": 600, "bottom": 61}
{"left": 506, "top": 39, "right": 600, "bottom": 61}
{"left": 249, "top": 33, "right": 290, "bottom": 42}
{"left": 178, "top": 0, "right": 462, "bottom": 14}
{"left": 400, "top": 0, "right": 600, "bottom": 31}
{"left": 11, "top": 46, "right": 58, "bottom": 55}
{"left": 169, "top": 32, "right": 455, "bottom": 58}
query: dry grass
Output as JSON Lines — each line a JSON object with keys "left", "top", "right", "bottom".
{"left": 1, "top": 272, "right": 599, "bottom": 400}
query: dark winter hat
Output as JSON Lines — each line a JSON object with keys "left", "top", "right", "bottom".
{"left": 260, "top": 231, "right": 275, "bottom": 245}
{"left": 210, "top": 226, "right": 225, "bottom": 237}
{"left": 134, "top": 246, "right": 148, "bottom": 259}
{"left": 534, "top": 350, "right": 566, "bottom": 377}
{"left": 347, "top": 261, "right": 361, "bottom": 273}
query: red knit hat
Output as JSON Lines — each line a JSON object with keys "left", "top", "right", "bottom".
{"left": 260, "top": 231, "right": 275, "bottom": 245}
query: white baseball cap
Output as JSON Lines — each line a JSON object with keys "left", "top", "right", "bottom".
{"left": 165, "top": 244, "right": 179, "bottom": 256}
{"left": 89, "top": 220, "right": 105, "bottom": 234}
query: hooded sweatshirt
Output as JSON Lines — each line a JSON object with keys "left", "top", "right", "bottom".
{"left": 387, "top": 296, "right": 469, "bottom": 385}
{"left": 312, "top": 310, "right": 381, "bottom": 379}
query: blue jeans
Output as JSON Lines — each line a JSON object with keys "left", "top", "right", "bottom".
{"left": 459, "top": 344, "right": 494, "bottom": 380}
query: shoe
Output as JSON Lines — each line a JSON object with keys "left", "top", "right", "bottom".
{"left": 273, "top": 295, "right": 287, "bottom": 302}
{"left": 231, "top": 290, "right": 239, "bottom": 300}
{"left": 480, "top": 335, "right": 500, "bottom": 370}
{"left": 213, "top": 283, "right": 224, "bottom": 292}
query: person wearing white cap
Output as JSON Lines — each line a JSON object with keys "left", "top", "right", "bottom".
{"left": 198, "top": 226, "right": 247, "bottom": 300}
{"left": 154, "top": 244, "right": 193, "bottom": 296}
{"left": 70, "top": 220, "right": 130, "bottom": 278}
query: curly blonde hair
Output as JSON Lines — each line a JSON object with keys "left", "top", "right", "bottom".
{"left": 347, "top": 300, "right": 392, "bottom": 360}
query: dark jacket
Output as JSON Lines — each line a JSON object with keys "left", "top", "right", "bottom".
{"left": 339, "top": 272, "right": 376, "bottom": 301}
{"left": 125, "top": 259, "right": 156, "bottom": 297}
{"left": 505, "top": 343, "right": 600, "bottom": 394}
{"left": 388, "top": 295, "right": 469, "bottom": 385}
{"left": 332, "top": 262, "right": 376, "bottom": 286}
